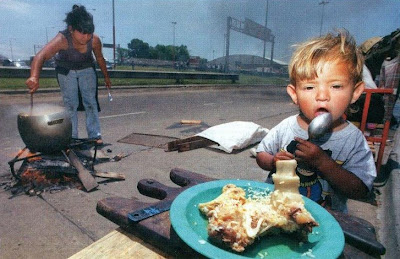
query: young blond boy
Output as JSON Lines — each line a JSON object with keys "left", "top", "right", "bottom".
{"left": 256, "top": 30, "right": 376, "bottom": 212}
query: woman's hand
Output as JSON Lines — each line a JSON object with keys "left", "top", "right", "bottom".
{"left": 104, "top": 77, "right": 111, "bottom": 89}
{"left": 26, "top": 76, "right": 39, "bottom": 93}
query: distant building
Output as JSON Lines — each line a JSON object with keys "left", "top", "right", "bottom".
{"left": 188, "top": 56, "right": 201, "bottom": 68}
{"left": 0, "top": 54, "right": 9, "bottom": 64}
{"left": 125, "top": 57, "right": 173, "bottom": 67}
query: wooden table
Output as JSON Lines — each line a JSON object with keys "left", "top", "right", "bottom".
{"left": 69, "top": 228, "right": 169, "bottom": 259}
{"left": 74, "top": 168, "right": 385, "bottom": 258}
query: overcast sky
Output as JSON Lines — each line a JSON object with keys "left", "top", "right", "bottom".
{"left": 1, "top": 0, "right": 399, "bottom": 63}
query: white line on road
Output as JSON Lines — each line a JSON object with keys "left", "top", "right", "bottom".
{"left": 204, "top": 101, "right": 233, "bottom": 106}
{"left": 100, "top": 111, "right": 146, "bottom": 119}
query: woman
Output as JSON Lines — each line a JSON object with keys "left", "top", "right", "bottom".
{"left": 26, "top": 4, "right": 111, "bottom": 145}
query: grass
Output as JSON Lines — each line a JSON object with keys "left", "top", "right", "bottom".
{"left": 0, "top": 66, "right": 288, "bottom": 90}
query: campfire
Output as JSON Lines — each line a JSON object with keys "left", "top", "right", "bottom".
{"left": 4, "top": 140, "right": 111, "bottom": 197}
{"left": 12, "top": 152, "right": 84, "bottom": 196}
{"left": 3, "top": 104, "right": 127, "bottom": 197}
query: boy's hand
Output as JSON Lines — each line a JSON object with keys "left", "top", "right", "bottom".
{"left": 293, "top": 137, "right": 330, "bottom": 169}
{"left": 273, "top": 150, "right": 295, "bottom": 164}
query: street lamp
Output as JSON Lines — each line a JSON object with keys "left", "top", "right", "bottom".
{"left": 319, "top": 1, "right": 329, "bottom": 36}
{"left": 9, "top": 38, "right": 15, "bottom": 61}
{"left": 171, "top": 21, "right": 177, "bottom": 64}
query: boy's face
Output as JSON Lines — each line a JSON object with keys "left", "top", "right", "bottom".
{"left": 287, "top": 60, "right": 364, "bottom": 127}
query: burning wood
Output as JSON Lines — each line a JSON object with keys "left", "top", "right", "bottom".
{"left": 6, "top": 143, "right": 126, "bottom": 196}
{"left": 7, "top": 161, "right": 84, "bottom": 197}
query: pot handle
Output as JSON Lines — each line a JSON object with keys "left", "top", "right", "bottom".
{"left": 47, "top": 118, "right": 64, "bottom": 126}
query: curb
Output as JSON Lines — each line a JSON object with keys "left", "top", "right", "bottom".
{"left": 0, "top": 84, "right": 286, "bottom": 95}
{"left": 378, "top": 168, "right": 400, "bottom": 258}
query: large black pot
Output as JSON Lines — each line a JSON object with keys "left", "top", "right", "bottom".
{"left": 17, "top": 106, "right": 72, "bottom": 154}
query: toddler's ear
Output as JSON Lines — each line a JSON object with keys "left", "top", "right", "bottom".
{"left": 287, "top": 84, "right": 298, "bottom": 104}
{"left": 350, "top": 81, "right": 365, "bottom": 104}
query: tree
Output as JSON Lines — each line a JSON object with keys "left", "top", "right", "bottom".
{"left": 128, "top": 39, "right": 150, "bottom": 58}
{"left": 117, "top": 47, "right": 130, "bottom": 64}
{"left": 127, "top": 38, "right": 191, "bottom": 62}
{"left": 176, "top": 45, "right": 189, "bottom": 61}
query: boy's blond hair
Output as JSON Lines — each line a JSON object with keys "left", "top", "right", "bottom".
{"left": 289, "top": 29, "right": 364, "bottom": 86}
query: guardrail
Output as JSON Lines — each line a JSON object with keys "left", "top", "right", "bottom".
{"left": 0, "top": 67, "right": 239, "bottom": 83}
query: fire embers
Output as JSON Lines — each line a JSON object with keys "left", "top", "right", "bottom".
{"left": 7, "top": 157, "right": 84, "bottom": 197}
{"left": 21, "top": 168, "right": 83, "bottom": 195}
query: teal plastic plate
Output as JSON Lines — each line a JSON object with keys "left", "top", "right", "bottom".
{"left": 170, "top": 180, "right": 344, "bottom": 259}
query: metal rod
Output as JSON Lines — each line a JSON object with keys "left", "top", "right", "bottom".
{"left": 30, "top": 93, "right": 33, "bottom": 114}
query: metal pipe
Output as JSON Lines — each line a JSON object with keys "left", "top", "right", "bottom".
{"left": 112, "top": 0, "right": 116, "bottom": 68}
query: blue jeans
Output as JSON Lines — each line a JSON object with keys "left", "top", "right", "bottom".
{"left": 57, "top": 67, "right": 101, "bottom": 139}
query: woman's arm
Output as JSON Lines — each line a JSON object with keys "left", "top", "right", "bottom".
{"left": 92, "top": 34, "right": 111, "bottom": 89}
{"left": 26, "top": 33, "right": 66, "bottom": 93}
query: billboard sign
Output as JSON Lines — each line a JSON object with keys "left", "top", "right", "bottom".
{"left": 103, "top": 43, "right": 115, "bottom": 48}
{"left": 243, "top": 18, "right": 272, "bottom": 42}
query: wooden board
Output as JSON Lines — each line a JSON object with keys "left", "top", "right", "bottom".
{"left": 67, "top": 150, "right": 98, "bottom": 192}
{"left": 69, "top": 228, "right": 170, "bottom": 259}
{"left": 96, "top": 168, "right": 385, "bottom": 257}
{"left": 165, "top": 136, "right": 216, "bottom": 152}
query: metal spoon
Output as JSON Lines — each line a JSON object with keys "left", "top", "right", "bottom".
{"left": 30, "top": 93, "right": 33, "bottom": 115}
{"left": 107, "top": 89, "right": 113, "bottom": 102}
{"left": 307, "top": 112, "right": 333, "bottom": 140}
{"left": 287, "top": 113, "right": 333, "bottom": 154}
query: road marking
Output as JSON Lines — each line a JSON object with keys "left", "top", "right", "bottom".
{"left": 204, "top": 101, "right": 233, "bottom": 106}
{"left": 100, "top": 111, "right": 146, "bottom": 119}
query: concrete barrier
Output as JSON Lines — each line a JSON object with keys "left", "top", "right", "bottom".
{"left": 0, "top": 67, "right": 239, "bottom": 83}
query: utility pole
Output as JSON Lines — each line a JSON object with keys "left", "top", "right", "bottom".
{"left": 224, "top": 17, "right": 231, "bottom": 72}
{"left": 9, "top": 38, "right": 15, "bottom": 61}
{"left": 112, "top": 0, "right": 116, "bottom": 68}
{"left": 319, "top": 1, "right": 329, "bottom": 36}
{"left": 262, "top": 0, "right": 269, "bottom": 74}
{"left": 172, "top": 21, "right": 177, "bottom": 65}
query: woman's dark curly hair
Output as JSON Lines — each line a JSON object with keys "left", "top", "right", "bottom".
{"left": 64, "top": 5, "right": 94, "bottom": 34}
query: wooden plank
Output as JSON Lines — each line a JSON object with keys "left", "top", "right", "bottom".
{"left": 166, "top": 136, "right": 216, "bottom": 152}
{"left": 178, "top": 138, "right": 216, "bottom": 152}
{"left": 180, "top": 119, "right": 202, "bottom": 125}
{"left": 95, "top": 168, "right": 214, "bottom": 257}
{"left": 68, "top": 228, "right": 170, "bottom": 259}
{"left": 93, "top": 171, "right": 126, "bottom": 180}
{"left": 165, "top": 136, "right": 202, "bottom": 151}
{"left": 67, "top": 150, "right": 98, "bottom": 192}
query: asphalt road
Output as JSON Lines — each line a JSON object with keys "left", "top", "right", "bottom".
{"left": 0, "top": 85, "right": 295, "bottom": 172}
{"left": 0, "top": 85, "right": 396, "bottom": 258}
